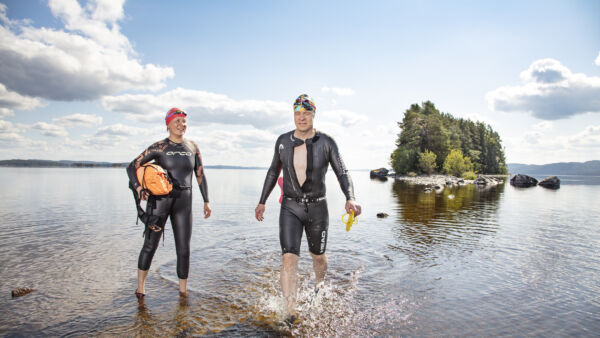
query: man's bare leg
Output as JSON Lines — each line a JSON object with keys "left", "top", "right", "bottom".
{"left": 311, "top": 253, "right": 328, "bottom": 288}
{"left": 281, "top": 253, "right": 299, "bottom": 316}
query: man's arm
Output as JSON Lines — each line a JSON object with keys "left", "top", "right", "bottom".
{"left": 256, "top": 139, "right": 282, "bottom": 221}
{"left": 327, "top": 136, "right": 361, "bottom": 216}
{"left": 258, "top": 140, "right": 283, "bottom": 205}
{"left": 327, "top": 136, "right": 355, "bottom": 201}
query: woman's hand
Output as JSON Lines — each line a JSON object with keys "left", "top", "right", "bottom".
{"left": 203, "top": 202, "right": 212, "bottom": 218}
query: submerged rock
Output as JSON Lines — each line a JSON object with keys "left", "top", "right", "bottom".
{"left": 510, "top": 174, "right": 538, "bottom": 188}
{"left": 539, "top": 176, "right": 560, "bottom": 189}
{"left": 377, "top": 212, "right": 389, "bottom": 218}
{"left": 11, "top": 287, "right": 34, "bottom": 298}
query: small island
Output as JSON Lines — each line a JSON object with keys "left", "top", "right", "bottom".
{"left": 385, "top": 101, "right": 507, "bottom": 182}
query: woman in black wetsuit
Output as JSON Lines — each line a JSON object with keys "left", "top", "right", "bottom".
{"left": 127, "top": 107, "right": 211, "bottom": 297}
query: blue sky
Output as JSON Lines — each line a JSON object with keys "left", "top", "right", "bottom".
{"left": 0, "top": 0, "right": 599, "bottom": 168}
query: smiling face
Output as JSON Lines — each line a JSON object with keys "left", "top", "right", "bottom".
{"left": 294, "top": 109, "right": 314, "bottom": 133}
{"left": 167, "top": 116, "right": 187, "bottom": 137}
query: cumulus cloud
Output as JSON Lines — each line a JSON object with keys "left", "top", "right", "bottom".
{"left": 0, "top": 0, "right": 174, "bottom": 102}
{"left": 0, "top": 84, "right": 44, "bottom": 116}
{"left": 322, "top": 86, "right": 356, "bottom": 96}
{"left": 0, "top": 119, "right": 13, "bottom": 132}
{"left": 486, "top": 58, "right": 600, "bottom": 120}
{"left": 595, "top": 52, "right": 600, "bottom": 66}
{"left": 31, "top": 122, "right": 68, "bottom": 137}
{"left": 53, "top": 113, "right": 102, "bottom": 127}
{"left": 102, "top": 88, "right": 291, "bottom": 129}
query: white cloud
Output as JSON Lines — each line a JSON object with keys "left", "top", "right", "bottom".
{"left": 0, "top": 119, "right": 13, "bottom": 132}
{"left": 31, "top": 122, "right": 68, "bottom": 137}
{"left": 318, "top": 109, "right": 368, "bottom": 127}
{"left": 102, "top": 88, "right": 291, "bottom": 128}
{"left": 53, "top": 113, "right": 102, "bottom": 128}
{"left": 322, "top": 86, "right": 356, "bottom": 96}
{"left": 533, "top": 121, "right": 553, "bottom": 131}
{"left": 567, "top": 125, "right": 600, "bottom": 148}
{"left": 0, "top": 0, "right": 174, "bottom": 101}
{"left": 595, "top": 51, "right": 600, "bottom": 66}
{"left": 486, "top": 58, "right": 600, "bottom": 120}
{"left": 0, "top": 108, "right": 13, "bottom": 117}
{"left": 0, "top": 132, "right": 47, "bottom": 150}
{"left": 95, "top": 123, "right": 148, "bottom": 137}
{"left": 506, "top": 125, "right": 600, "bottom": 163}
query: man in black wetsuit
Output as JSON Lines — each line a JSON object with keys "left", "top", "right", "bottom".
{"left": 255, "top": 94, "right": 362, "bottom": 323}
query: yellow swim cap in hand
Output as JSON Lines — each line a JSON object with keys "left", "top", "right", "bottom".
{"left": 342, "top": 210, "right": 358, "bottom": 232}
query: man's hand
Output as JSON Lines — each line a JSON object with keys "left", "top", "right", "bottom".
{"left": 255, "top": 204, "right": 266, "bottom": 221}
{"left": 345, "top": 200, "right": 362, "bottom": 216}
{"left": 203, "top": 202, "right": 212, "bottom": 218}
{"left": 136, "top": 186, "right": 149, "bottom": 200}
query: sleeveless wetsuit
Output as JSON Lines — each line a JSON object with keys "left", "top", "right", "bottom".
{"left": 259, "top": 130, "right": 354, "bottom": 255}
{"left": 127, "top": 138, "right": 208, "bottom": 279}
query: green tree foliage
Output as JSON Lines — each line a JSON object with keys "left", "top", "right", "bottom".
{"left": 443, "top": 149, "right": 473, "bottom": 176}
{"left": 418, "top": 150, "right": 437, "bottom": 175}
{"left": 391, "top": 102, "right": 507, "bottom": 174}
{"left": 391, "top": 146, "right": 417, "bottom": 174}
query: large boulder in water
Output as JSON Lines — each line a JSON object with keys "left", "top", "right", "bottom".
{"left": 539, "top": 176, "right": 560, "bottom": 189}
{"left": 510, "top": 174, "right": 538, "bottom": 188}
{"left": 370, "top": 168, "right": 389, "bottom": 181}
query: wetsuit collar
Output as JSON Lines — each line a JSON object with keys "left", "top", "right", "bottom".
{"left": 290, "top": 130, "right": 321, "bottom": 146}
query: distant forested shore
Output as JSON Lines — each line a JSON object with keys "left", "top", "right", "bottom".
{"left": 0, "top": 159, "right": 266, "bottom": 170}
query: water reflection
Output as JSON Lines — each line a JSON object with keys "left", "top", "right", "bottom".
{"left": 390, "top": 180, "right": 504, "bottom": 262}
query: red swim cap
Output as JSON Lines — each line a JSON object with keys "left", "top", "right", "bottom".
{"left": 165, "top": 108, "right": 187, "bottom": 126}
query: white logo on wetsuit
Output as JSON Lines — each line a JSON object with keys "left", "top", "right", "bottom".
{"left": 167, "top": 151, "right": 192, "bottom": 156}
{"left": 320, "top": 230, "right": 326, "bottom": 252}
{"left": 279, "top": 144, "right": 284, "bottom": 153}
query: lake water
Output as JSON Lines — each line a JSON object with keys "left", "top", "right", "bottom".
{"left": 0, "top": 168, "right": 599, "bottom": 336}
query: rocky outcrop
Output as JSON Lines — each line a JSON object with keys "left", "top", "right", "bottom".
{"left": 474, "top": 175, "right": 498, "bottom": 186}
{"left": 370, "top": 168, "right": 389, "bottom": 181}
{"left": 510, "top": 174, "right": 538, "bottom": 188}
{"left": 539, "top": 176, "right": 560, "bottom": 189}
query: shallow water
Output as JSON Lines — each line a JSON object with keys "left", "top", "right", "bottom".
{"left": 0, "top": 168, "right": 599, "bottom": 336}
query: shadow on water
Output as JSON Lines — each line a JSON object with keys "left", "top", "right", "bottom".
{"left": 389, "top": 181, "right": 505, "bottom": 263}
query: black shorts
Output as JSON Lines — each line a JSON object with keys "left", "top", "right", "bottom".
{"left": 279, "top": 197, "right": 329, "bottom": 255}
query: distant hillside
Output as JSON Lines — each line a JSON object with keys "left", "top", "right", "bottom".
{"left": 507, "top": 161, "right": 600, "bottom": 176}
{"left": 0, "top": 159, "right": 266, "bottom": 170}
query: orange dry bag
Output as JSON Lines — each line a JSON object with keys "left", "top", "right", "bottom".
{"left": 136, "top": 163, "right": 172, "bottom": 196}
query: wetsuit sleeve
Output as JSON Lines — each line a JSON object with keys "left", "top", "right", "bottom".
{"left": 193, "top": 142, "right": 209, "bottom": 203}
{"left": 126, "top": 144, "right": 160, "bottom": 191}
{"left": 258, "top": 139, "right": 282, "bottom": 204}
{"left": 327, "top": 136, "right": 355, "bottom": 201}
